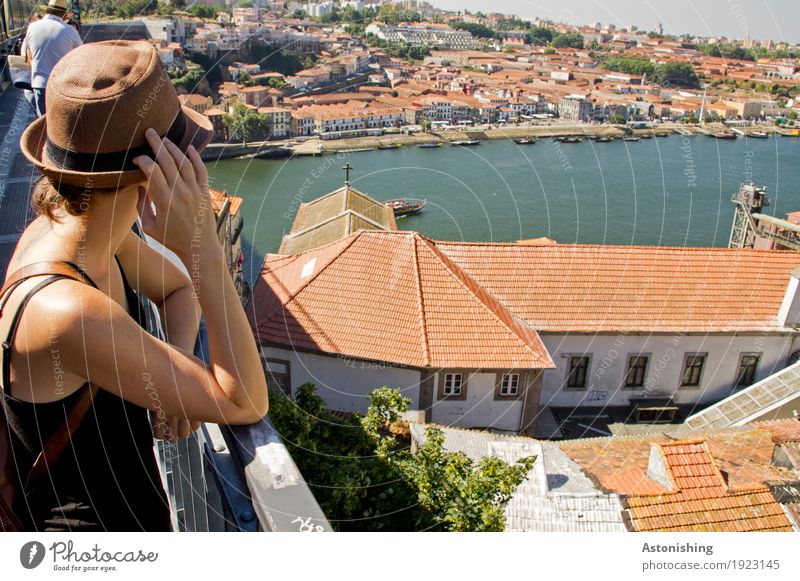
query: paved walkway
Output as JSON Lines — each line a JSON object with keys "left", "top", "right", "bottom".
{"left": 0, "top": 86, "right": 37, "bottom": 280}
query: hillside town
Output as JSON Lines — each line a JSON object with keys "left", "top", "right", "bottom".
{"left": 1, "top": 0, "right": 799, "bottom": 538}
{"left": 81, "top": 0, "right": 800, "bottom": 149}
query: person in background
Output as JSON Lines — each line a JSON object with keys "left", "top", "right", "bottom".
{"left": 23, "top": 0, "right": 82, "bottom": 117}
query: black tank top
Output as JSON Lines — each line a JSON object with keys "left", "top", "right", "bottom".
{"left": 1, "top": 257, "right": 171, "bottom": 531}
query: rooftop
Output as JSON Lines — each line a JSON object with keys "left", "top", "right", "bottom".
{"left": 248, "top": 231, "right": 553, "bottom": 369}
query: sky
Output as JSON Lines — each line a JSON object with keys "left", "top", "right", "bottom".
{"left": 428, "top": 0, "right": 800, "bottom": 43}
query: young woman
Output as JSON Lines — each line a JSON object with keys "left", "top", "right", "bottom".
{"left": 1, "top": 40, "right": 268, "bottom": 531}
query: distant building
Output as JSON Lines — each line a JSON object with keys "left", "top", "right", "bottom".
{"left": 365, "top": 22, "right": 479, "bottom": 50}
{"left": 558, "top": 95, "right": 593, "bottom": 121}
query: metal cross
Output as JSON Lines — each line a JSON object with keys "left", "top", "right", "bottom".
{"left": 343, "top": 163, "right": 353, "bottom": 186}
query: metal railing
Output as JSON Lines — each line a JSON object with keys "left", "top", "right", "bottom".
{"left": 136, "top": 223, "right": 331, "bottom": 532}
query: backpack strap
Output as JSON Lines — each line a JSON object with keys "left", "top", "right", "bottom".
{"left": 0, "top": 262, "right": 101, "bottom": 493}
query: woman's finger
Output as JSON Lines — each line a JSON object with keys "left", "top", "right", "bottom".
{"left": 162, "top": 137, "right": 196, "bottom": 187}
{"left": 178, "top": 419, "right": 192, "bottom": 439}
{"left": 137, "top": 186, "right": 157, "bottom": 234}
{"left": 133, "top": 156, "right": 171, "bottom": 213}
{"left": 151, "top": 411, "right": 166, "bottom": 439}
{"left": 168, "top": 416, "right": 180, "bottom": 442}
{"left": 187, "top": 145, "right": 208, "bottom": 186}
{"left": 144, "top": 129, "right": 178, "bottom": 185}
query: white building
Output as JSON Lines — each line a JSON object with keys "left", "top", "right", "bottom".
{"left": 247, "top": 225, "right": 800, "bottom": 436}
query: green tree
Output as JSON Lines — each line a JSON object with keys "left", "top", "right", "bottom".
{"left": 420, "top": 119, "right": 432, "bottom": 132}
{"left": 529, "top": 26, "right": 553, "bottom": 44}
{"left": 609, "top": 114, "right": 626, "bottom": 124}
{"left": 268, "top": 384, "right": 535, "bottom": 531}
{"left": 223, "top": 102, "right": 269, "bottom": 145}
{"left": 551, "top": 32, "right": 583, "bottom": 49}
{"left": 361, "top": 388, "right": 535, "bottom": 532}
{"left": 449, "top": 21, "right": 497, "bottom": 39}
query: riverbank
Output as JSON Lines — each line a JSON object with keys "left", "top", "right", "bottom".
{"left": 202, "top": 121, "right": 789, "bottom": 161}
{"left": 290, "top": 122, "right": 786, "bottom": 155}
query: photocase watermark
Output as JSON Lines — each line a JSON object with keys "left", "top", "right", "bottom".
{"left": 20, "top": 539, "right": 159, "bottom": 572}
{"left": 19, "top": 541, "right": 46, "bottom": 570}
{"left": 681, "top": 136, "right": 697, "bottom": 190}
{"left": 189, "top": 190, "right": 211, "bottom": 299}
{"left": 143, "top": 371, "right": 171, "bottom": 439}
{"left": 48, "top": 312, "right": 65, "bottom": 396}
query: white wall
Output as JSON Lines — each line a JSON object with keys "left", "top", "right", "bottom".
{"left": 431, "top": 372, "right": 524, "bottom": 432}
{"left": 539, "top": 333, "right": 797, "bottom": 408}
{"left": 263, "top": 347, "right": 421, "bottom": 413}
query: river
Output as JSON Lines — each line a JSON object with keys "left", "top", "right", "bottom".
{"left": 205, "top": 134, "right": 800, "bottom": 283}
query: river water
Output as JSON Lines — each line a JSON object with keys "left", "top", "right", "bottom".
{"left": 206, "top": 134, "right": 800, "bottom": 283}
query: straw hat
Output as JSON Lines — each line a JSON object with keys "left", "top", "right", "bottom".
{"left": 21, "top": 40, "right": 212, "bottom": 188}
{"left": 45, "top": 0, "right": 70, "bottom": 14}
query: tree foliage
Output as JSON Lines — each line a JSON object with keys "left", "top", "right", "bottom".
{"left": 551, "top": 32, "right": 584, "bottom": 49}
{"left": 246, "top": 41, "right": 305, "bottom": 76}
{"left": 222, "top": 102, "right": 270, "bottom": 144}
{"left": 449, "top": 21, "right": 497, "bottom": 39}
{"left": 187, "top": 3, "right": 228, "bottom": 19}
{"left": 268, "top": 384, "right": 536, "bottom": 531}
{"left": 604, "top": 57, "right": 700, "bottom": 88}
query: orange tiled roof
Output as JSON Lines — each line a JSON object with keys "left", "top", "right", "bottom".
{"left": 209, "top": 189, "right": 243, "bottom": 216}
{"left": 247, "top": 231, "right": 553, "bottom": 369}
{"left": 436, "top": 242, "right": 800, "bottom": 332}
{"left": 622, "top": 440, "right": 794, "bottom": 532}
{"left": 560, "top": 427, "right": 797, "bottom": 496}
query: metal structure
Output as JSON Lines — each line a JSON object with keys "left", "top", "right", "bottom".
{"left": 728, "top": 182, "right": 800, "bottom": 251}
{"left": 728, "top": 182, "right": 769, "bottom": 249}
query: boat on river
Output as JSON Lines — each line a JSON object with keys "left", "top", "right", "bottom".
{"left": 378, "top": 144, "right": 400, "bottom": 150}
{"left": 748, "top": 131, "right": 768, "bottom": 138}
{"left": 451, "top": 140, "right": 480, "bottom": 146}
{"left": 385, "top": 199, "right": 426, "bottom": 217}
{"left": 418, "top": 142, "right": 442, "bottom": 148}
{"left": 623, "top": 136, "right": 640, "bottom": 142}
{"left": 513, "top": 137, "right": 537, "bottom": 144}
{"left": 554, "top": 136, "right": 582, "bottom": 143}
{"left": 713, "top": 131, "right": 737, "bottom": 139}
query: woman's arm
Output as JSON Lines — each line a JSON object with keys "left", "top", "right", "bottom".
{"left": 116, "top": 231, "right": 203, "bottom": 439}
{"left": 48, "top": 130, "right": 268, "bottom": 425}
{"left": 116, "top": 230, "right": 201, "bottom": 352}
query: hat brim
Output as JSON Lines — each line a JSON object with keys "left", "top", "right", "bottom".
{"left": 20, "top": 106, "right": 213, "bottom": 189}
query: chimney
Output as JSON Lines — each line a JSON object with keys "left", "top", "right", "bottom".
{"left": 646, "top": 444, "right": 675, "bottom": 491}
{"left": 777, "top": 266, "right": 800, "bottom": 328}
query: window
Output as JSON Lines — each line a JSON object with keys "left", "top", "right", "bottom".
{"left": 735, "top": 354, "right": 760, "bottom": 389}
{"left": 566, "top": 356, "right": 590, "bottom": 389}
{"left": 493, "top": 372, "right": 523, "bottom": 400}
{"left": 624, "top": 355, "right": 649, "bottom": 388}
{"left": 500, "top": 373, "right": 520, "bottom": 396}
{"left": 438, "top": 372, "right": 467, "bottom": 400}
{"left": 681, "top": 353, "right": 706, "bottom": 387}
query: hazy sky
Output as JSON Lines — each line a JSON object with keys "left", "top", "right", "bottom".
{"left": 428, "top": 0, "right": 800, "bottom": 43}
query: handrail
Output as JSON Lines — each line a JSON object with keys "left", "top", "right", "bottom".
{"left": 135, "top": 222, "right": 331, "bottom": 532}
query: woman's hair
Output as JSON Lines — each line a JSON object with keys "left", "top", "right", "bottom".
{"left": 32, "top": 177, "right": 119, "bottom": 221}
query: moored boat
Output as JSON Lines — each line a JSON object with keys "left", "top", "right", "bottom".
{"left": 451, "top": 140, "right": 480, "bottom": 146}
{"left": 748, "top": 131, "right": 768, "bottom": 138}
{"left": 378, "top": 143, "right": 400, "bottom": 150}
{"left": 513, "top": 137, "right": 537, "bottom": 144}
{"left": 554, "top": 136, "right": 581, "bottom": 143}
{"left": 713, "top": 131, "right": 737, "bottom": 139}
{"left": 623, "top": 136, "right": 640, "bottom": 142}
{"left": 418, "top": 142, "right": 442, "bottom": 148}
{"left": 385, "top": 199, "right": 427, "bottom": 217}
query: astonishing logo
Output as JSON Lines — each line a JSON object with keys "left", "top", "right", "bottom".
{"left": 19, "top": 541, "right": 46, "bottom": 569}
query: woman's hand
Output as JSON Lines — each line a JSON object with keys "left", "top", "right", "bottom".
{"left": 132, "top": 129, "right": 221, "bottom": 263}
{"left": 151, "top": 412, "right": 200, "bottom": 441}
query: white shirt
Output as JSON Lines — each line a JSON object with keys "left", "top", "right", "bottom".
{"left": 24, "top": 14, "right": 82, "bottom": 89}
